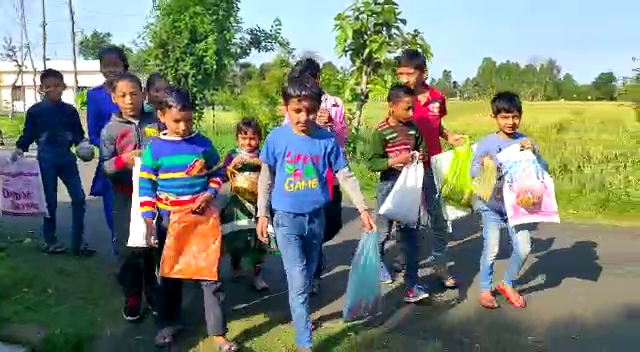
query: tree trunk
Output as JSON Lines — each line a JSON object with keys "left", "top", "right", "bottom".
{"left": 9, "top": 69, "right": 22, "bottom": 120}
{"left": 19, "top": 1, "right": 25, "bottom": 113}
{"left": 68, "top": 0, "right": 78, "bottom": 102}
{"left": 354, "top": 67, "right": 369, "bottom": 135}
{"left": 20, "top": 0, "right": 38, "bottom": 104}
{"left": 42, "top": 0, "right": 47, "bottom": 69}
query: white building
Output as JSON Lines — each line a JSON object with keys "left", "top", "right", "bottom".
{"left": 0, "top": 60, "right": 104, "bottom": 112}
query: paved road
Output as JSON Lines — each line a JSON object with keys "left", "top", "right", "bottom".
{"left": 3, "top": 158, "right": 639, "bottom": 351}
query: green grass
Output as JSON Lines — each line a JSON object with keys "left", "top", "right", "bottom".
{"left": 0, "top": 233, "right": 120, "bottom": 351}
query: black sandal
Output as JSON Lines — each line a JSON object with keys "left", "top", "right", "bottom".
{"left": 72, "top": 243, "right": 96, "bottom": 257}
{"left": 155, "top": 326, "right": 179, "bottom": 348}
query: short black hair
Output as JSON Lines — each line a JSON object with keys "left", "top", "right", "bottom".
{"left": 146, "top": 72, "right": 166, "bottom": 91}
{"left": 288, "top": 58, "right": 321, "bottom": 80}
{"left": 395, "top": 49, "right": 427, "bottom": 71}
{"left": 387, "top": 83, "right": 415, "bottom": 104}
{"left": 158, "top": 87, "right": 194, "bottom": 112}
{"left": 40, "top": 69, "right": 64, "bottom": 84}
{"left": 236, "top": 117, "right": 262, "bottom": 140}
{"left": 110, "top": 73, "right": 143, "bottom": 92}
{"left": 491, "top": 91, "right": 523, "bottom": 116}
{"left": 98, "top": 46, "right": 130, "bottom": 71}
{"left": 282, "top": 75, "right": 323, "bottom": 105}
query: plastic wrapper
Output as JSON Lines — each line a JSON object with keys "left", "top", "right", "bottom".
{"left": 343, "top": 231, "right": 383, "bottom": 322}
{"left": 440, "top": 140, "right": 474, "bottom": 208}
{"left": 160, "top": 206, "right": 222, "bottom": 281}
{"left": 472, "top": 157, "right": 497, "bottom": 202}
{"left": 378, "top": 155, "right": 424, "bottom": 226}
{"left": 127, "top": 157, "right": 148, "bottom": 247}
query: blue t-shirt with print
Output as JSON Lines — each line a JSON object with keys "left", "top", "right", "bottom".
{"left": 260, "top": 125, "right": 348, "bottom": 214}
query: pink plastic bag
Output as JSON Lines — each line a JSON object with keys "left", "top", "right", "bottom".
{"left": 0, "top": 156, "right": 47, "bottom": 216}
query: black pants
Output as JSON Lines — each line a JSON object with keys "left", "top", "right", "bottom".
{"left": 155, "top": 210, "right": 227, "bottom": 336}
{"left": 314, "top": 185, "right": 343, "bottom": 279}
{"left": 113, "top": 191, "right": 158, "bottom": 305}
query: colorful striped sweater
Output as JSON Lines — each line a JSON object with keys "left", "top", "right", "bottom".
{"left": 139, "top": 132, "right": 223, "bottom": 219}
{"left": 368, "top": 118, "right": 427, "bottom": 181}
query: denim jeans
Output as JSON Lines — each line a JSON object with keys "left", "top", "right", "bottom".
{"left": 38, "top": 154, "right": 85, "bottom": 249}
{"left": 421, "top": 165, "right": 450, "bottom": 264}
{"left": 273, "top": 208, "right": 325, "bottom": 349}
{"left": 473, "top": 199, "right": 532, "bottom": 292}
{"left": 377, "top": 179, "right": 419, "bottom": 289}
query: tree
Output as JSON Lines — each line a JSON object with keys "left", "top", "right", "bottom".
{"left": 434, "top": 69, "right": 453, "bottom": 98}
{"left": 143, "top": 0, "right": 289, "bottom": 120}
{"left": 320, "top": 61, "right": 347, "bottom": 98}
{"left": 78, "top": 30, "right": 113, "bottom": 60}
{"left": 591, "top": 72, "right": 617, "bottom": 101}
{"left": 557, "top": 73, "right": 579, "bottom": 100}
{"left": 1, "top": 37, "right": 27, "bottom": 119}
{"left": 334, "top": 0, "right": 432, "bottom": 132}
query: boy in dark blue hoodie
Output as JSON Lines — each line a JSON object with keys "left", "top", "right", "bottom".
{"left": 12, "top": 69, "right": 93, "bottom": 255}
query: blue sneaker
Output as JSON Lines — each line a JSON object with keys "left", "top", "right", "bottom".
{"left": 379, "top": 262, "right": 393, "bottom": 284}
{"left": 404, "top": 285, "right": 430, "bottom": 303}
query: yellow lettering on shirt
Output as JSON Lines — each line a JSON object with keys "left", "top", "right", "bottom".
{"left": 284, "top": 177, "right": 319, "bottom": 192}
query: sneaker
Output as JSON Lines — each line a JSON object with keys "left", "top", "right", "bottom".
{"left": 379, "top": 262, "right": 393, "bottom": 284}
{"left": 252, "top": 275, "right": 270, "bottom": 291}
{"left": 310, "top": 278, "right": 320, "bottom": 295}
{"left": 404, "top": 285, "right": 430, "bottom": 303}
{"left": 122, "top": 295, "right": 143, "bottom": 322}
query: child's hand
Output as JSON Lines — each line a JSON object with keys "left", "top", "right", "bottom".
{"left": 447, "top": 133, "right": 466, "bottom": 146}
{"left": 317, "top": 109, "right": 333, "bottom": 128}
{"left": 388, "top": 153, "right": 413, "bottom": 170}
{"left": 229, "top": 156, "right": 246, "bottom": 170}
{"left": 192, "top": 193, "right": 214, "bottom": 214}
{"left": 122, "top": 149, "right": 141, "bottom": 167}
{"left": 144, "top": 219, "right": 158, "bottom": 247}
{"left": 359, "top": 210, "right": 376, "bottom": 232}
{"left": 10, "top": 148, "right": 24, "bottom": 162}
{"left": 418, "top": 152, "right": 428, "bottom": 162}
{"left": 520, "top": 139, "right": 534, "bottom": 152}
{"left": 256, "top": 216, "right": 270, "bottom": 244}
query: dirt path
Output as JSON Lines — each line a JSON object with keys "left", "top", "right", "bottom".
{"left": 3, "top": 158, "right": 639, "bottom": 351}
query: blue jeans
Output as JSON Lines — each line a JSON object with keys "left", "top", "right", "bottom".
{"left": 421, "top": 165, "right": 450, "bottom": 264}
{"left": 38, "top": 154, "right": 85, "bottom": 249}
{"left": 473, "top": 199, "right": 532, "bottom": 292}
{"left": 273, "top": 208, "right": 325, "bottom": 349}
{"left": 377, "top": 179, "right": 419, "bottom": 289}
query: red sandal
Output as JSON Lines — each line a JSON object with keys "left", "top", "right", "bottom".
{"left": 496, "top": 284, "right": 526, "bottom": 309}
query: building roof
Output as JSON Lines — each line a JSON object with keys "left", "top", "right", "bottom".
{"left": 0, "top": 60, "right": 100, "bottom": 72}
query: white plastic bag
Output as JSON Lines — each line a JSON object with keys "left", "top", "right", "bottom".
{"left": 127, "top": 157, "right": 148, "bottom": 247}
{"left": 0, "top": 153, "right": 47, "bottom": 216}
{"left": 378, "top": 157, "right": 424, "bottom": 226}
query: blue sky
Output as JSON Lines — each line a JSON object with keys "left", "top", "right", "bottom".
{"left": 2, "top": 0, "right": 638, "bottom": 83}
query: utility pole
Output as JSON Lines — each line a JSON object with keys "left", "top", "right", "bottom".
{"left": 18, "top": 0, "right": 25, "bottom": 112}
{"left": 20, "top": 0, "right": 38, "bottom": 103}
{"left": 41, "top": 0, "right": 47, "bottom": 69}
{"left": 67, "top": 0, "right": 78, "bottom": 100}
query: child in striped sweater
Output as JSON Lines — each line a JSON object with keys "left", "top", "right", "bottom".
{"left": 139, "top": 88, "right": 238, "bottom": 351}
{"left": 368, "top": 84, "right": 430, "bottom": 304}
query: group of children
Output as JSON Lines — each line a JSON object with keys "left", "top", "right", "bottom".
{"left": 9, "top": 45, "right": 545, "bottom": 351}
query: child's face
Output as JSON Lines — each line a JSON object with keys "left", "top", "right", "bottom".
{"left": 147, "top": 80, "right": 169, "bottom": 107}
{"left": 495, "top": 112, "right": 521, "bottom": 136}
{"left": 112, "top": 80, "right": 143, "bottom": 119}
{"left": 237, "top": 130, "right": 259, "bottom": 153}
{"left": 389, "top": 96, "right": 414, "bottom": 123}
{"left": 396, "top": 66, "right": 426, "bottom": 90}
{"left": 284, "top": 97, "right": 319, "bottom": 135}
{"left": 160, "top": 108, "right": 193, "bottom": 138}
{"left": 100, "top": 54, "right": 125, "bottom": 81}
{"left": 41, "top": 77, "right": 65, "bottom": 102}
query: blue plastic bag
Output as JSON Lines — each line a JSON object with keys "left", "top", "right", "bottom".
{"left": 343, "top": 231, "right": 383, "bottom": 322}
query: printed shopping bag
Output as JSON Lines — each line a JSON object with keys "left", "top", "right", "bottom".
{"left": 0, "top": 154, "right": 47, "bottom": 216}
{"left": 440, "top": 140, "right": 474, "bottom": 209}
{"left": 496, "top": 144, "right": 560, "bottom": 226}
{"left": 378, "top": 156, "right": 424, "bottom": 226}
{"left": 343, "top": 231, "right": 383, "bottom": 322}
{"left": 127, "top": 158, "right": 148, "bottom": 247}
{"left": 160, "top": 206, "right": 222, "bottom": 281}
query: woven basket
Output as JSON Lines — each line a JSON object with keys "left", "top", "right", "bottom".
{"left": 227, "top": 159, "right": 260, "bottom": 203}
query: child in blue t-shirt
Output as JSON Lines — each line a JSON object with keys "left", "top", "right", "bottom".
{"left": 256, "top": 76, "right": 374, "bottom": 352}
